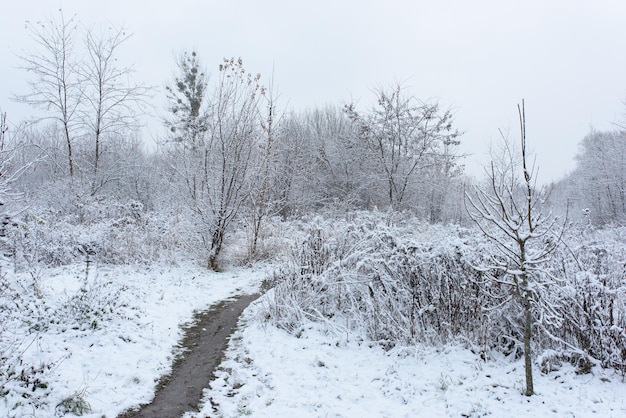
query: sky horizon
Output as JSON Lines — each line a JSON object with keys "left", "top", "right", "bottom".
{"left": 1, "top": 1, "right": 625, "bottom": 183}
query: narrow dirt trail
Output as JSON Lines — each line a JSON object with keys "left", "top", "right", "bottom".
{"left": 119, "top": 293, "right": 259, "bottom": 418}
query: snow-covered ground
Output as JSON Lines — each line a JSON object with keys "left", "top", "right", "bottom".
{"left": 3, "top": 261, "right": 625, "bottom": 418}
{"left": 195, "top": 297, "right": 626, "bottom": 418}
{"left": 0, "top": 262, "right": 265, "bottom": 417}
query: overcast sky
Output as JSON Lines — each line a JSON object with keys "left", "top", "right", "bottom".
{"left": 1, "top": 0, "right": 625, "bottom": 182}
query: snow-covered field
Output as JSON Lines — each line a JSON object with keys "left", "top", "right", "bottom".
{"left": 1, "top": 262, "right": 264, "bottom": 417}
{"left": 196, "top": 297, "right": 626, "bottom": 418}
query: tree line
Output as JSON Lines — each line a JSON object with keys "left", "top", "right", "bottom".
{"left": 2, "top": 11, "right": 473, "bottom": 270}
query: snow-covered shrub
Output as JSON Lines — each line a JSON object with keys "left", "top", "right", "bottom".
{"left": 0, "top": 266, "right": 52, "bottom": 332}
{"left": 59, "top": 276, "right": 130, "bottom": 332}
{"left": 0, "top": 354, "right": 53, "bottom": 412}
{"left": 55, "top": 389, "right": 92, "bottom": 416}
{"left": 6, "top": 199, "right": 185, "bottom": 268}
{"left": 0, "top": 268, "right": 55, "bottom": 410}
{"left": 263, "top": 212, "right": 509, "bottom": 350}
{"left": 262, "top": 224, "right": 339, "bottom": 333}
{"left": 549, "top": 227, "right": 626, "bottom": 372}
{"left": 6, "top": 214, "right": 77, "bottom": 268}
{"left": 263, "top": 212, "right": 626, "bottom": 373}
{"left": 0, "top": 265, "right": 133, "bottom": 412}
{"left": 218, "top": 215, "right": 298, "bottom": 267}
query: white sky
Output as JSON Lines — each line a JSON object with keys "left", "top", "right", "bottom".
{"left": 1, "top": 0, "right": 625, "bottom": 182}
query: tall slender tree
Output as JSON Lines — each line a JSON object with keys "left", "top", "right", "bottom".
{"left": 465, "top": 101, "right": 565, "bottom": 396}
{"left": 247, "top": 72, "right": 282, "bottom": 259}
{"left": 204, "top": 58, "right": 263, "bottom": 270}
{"left": 165, "top": 51, "right": 209, "bottom": 150}
{"left": 15, "top": 10, "right": 81, "bottom": 177}
{"left": 81, "top": 24, "right": 149, "bottom": 194}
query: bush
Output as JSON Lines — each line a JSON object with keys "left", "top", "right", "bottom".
{"left": 263, "top": 212, "right": 507, "bottom": 350}
{"left": 55, "top": 389, "right": 92, "bottom": 416}
{"left": 5, "top": 199, "right": 185, "bottom": 269}
{"left": 550, "top": 227, "right": 626, "bottom": 372}
{"left": 262, "top": 212, "right": 626, "bottom": 372}
{"left": 0, "top": 267, "right": 54, "bottom": 410}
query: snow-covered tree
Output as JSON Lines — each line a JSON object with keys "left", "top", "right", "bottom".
{"left": 165, "top": 51, "right": 209, "bottom": 150}
{"left": 345, "top": 82, "right": 460, "bottom": 212}
{"left": 573, "top": 130, "right": 626, "bottom": 225}
{"left": 266, "top": 111, "right": 319, "bottom": 218}
{"left": 465, "top": 101, "right": 565, "bottom": 396}
{"left": 246, "top": 74, "right": 284, "bottom": 260}
{"left": 15, "top": 11, "right": 81, "bottom": 178}
{"left": 167, "top": 57, "right": 263, "bottom": 270}
{"left": 0, "top": 112, "right": 30, "bottom": 245}
{"left": 16, "top": 12, "right": 149, "bottom": 201}
{"left": 81, "top": 24, "right": 149, "bottom": 195}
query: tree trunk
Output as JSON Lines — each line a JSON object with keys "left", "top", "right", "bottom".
{"left": 250, "top": 211, "right": 262, "bottom": 260}
{"left": 64, "top": 122, "right": 74, "bottom": 177}
{"left": 523, "top": 288, "right": 534, "bottom": 396}
{"left": 208, "top": 225, "right": 225, "bottom": 271}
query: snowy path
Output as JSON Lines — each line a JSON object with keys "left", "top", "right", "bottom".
{"left": 123, "top": 294, "right": 259, "bottom": 418}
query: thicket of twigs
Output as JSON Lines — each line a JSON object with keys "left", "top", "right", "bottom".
{"left": 263, "top": 211, "right": 626, "bottom": 375}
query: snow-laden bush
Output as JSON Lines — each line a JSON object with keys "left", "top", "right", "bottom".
{"left": 6, "top": 198, "right": 185, "bottom": 269}
{"left": 0, "top": 263, "right": 135, "bottom": 411}
{"left": 220, "top": 215, "right": 301, "bottom": 268}
{"left": 0, "top": 268, "right": 54, "bottom": 409}
{"left": 263, "top": 212, "right": 626, "bottom": 372}
{"left": 551, "top": 227, "right": 626, "bottom": 373}
{"left": 263, "top": 212, "right": 510, "bottom": 351}
{"left": 58, "top": 275, "right": 132, "bottom": 332}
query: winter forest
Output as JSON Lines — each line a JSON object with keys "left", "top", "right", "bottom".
{"left": 1, "top": 12, "right": 625, "bottom": 418}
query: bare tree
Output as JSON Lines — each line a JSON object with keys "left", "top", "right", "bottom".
{"left": 0, "top": 111, "right": 31, "bottom": 238}
{"left": 15, "top": 10, "right": 81, "bottom": 177}
{"left": 345, "top": 82, "right": 460, "bottom": 211}
{"left": 167, "top": 56, "right": 263, "bottom": 270}
{"left": 203, "top": 58, "right": 263, "bottom": 269}
{"left": 0, "top": 111, "right": 7, "bottom": 150}
{"left": 465, "top": 101, "right": 565, "bottom": 396}
{"left": 81, "top": 24, "right": 150, "bottom": 195}
{"left": 247, "top": 72, "right": 282, "bottom": 260}
{"left": 268, "top": 112, "right": 319, "bottom": 218}
{"left": 572, "top": 130, "right": 626, "bottom": 225}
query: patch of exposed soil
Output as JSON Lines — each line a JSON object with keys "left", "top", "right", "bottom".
{"left": 119, "top": 293, "right": 259, "bottom": 418}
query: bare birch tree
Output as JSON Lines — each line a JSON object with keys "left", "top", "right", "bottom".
{"left": 247, "top": 73, "right": 282, "bottom": 260}
{"left": 81, "top": 24, "right": 149, "bottom": 194}
{"left": 15, "top": 11, "right": 81, "bottom": 177}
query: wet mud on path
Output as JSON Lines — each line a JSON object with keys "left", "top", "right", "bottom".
{"left": 119, "top": 293, "right": 259, "bottom": 418}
